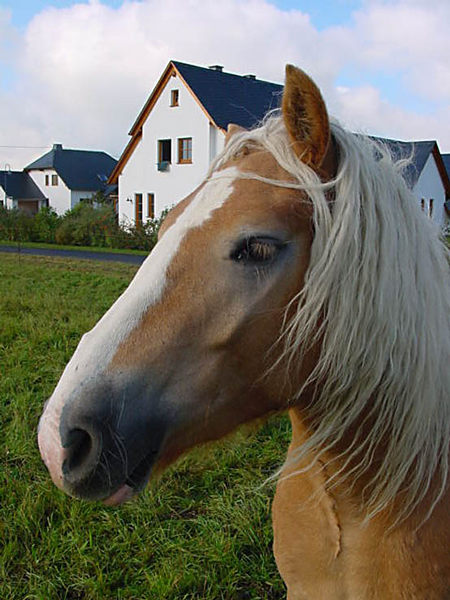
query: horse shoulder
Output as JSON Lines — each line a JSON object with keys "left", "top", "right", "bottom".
{"left": 272, "top": 410, "right": 450, "bottom": 599}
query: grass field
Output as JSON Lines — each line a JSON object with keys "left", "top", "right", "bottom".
{"left": 0, "top": 253, "right": 289, "bottom": 599}
{"left": 0, "top": 239, "right": 148, "bottom": 255}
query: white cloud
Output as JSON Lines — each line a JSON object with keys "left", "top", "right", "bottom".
{"left": 0, "top": 0, "right": 449, "bottom": 172}
{"left": 353, "top": 1, "right": 450, "bottom": 103}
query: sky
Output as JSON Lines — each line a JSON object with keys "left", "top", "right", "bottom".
{"left": 0, "top": 0, "right": 449, "bottom": 170}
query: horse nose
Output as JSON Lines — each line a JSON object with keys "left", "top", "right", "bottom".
{"left": 58, "top": 391, "right": 125, "bottom": 500}
{"left": 61, "top": 424, "right": 102, "bottom": 485}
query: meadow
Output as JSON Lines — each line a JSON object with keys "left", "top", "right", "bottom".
{"left": 0, "top": 253, "right": 288, "bottom": 599}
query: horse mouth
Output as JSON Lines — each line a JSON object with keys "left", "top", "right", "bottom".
{"left": 103, "top": 449, "right": 158, "bottom": 506}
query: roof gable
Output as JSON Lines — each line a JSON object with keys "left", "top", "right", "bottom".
{"left": 26, "top": 145, "right": 117, "bottom": 191}
{"left": 0, "top": 170, "right": 45, "bottom": 200}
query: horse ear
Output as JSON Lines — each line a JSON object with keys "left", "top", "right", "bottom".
{"left": 225, "top": 123, "right": 245, "bottom": 145}
{"left": 282, "top": 64, "right": 332, "bottom": 172}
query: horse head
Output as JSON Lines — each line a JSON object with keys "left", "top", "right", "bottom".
{"left": 38, "top": 66, "right": 336, "bottom": 504}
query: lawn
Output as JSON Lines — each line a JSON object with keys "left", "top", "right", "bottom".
{"left": 0, "top": 253, "right": 289, "bottom": 599}
{"left": 0, "top": 239, "right": 148, "bottom": 255}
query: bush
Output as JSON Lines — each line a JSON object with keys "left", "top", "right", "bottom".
{"left": 55, "top": 203, "right": 117, "bottom": 247}
{"left": 115, "top": 209, "right": 170, "bottom": 251}
{"left": 0, "top": 202, "right": 169, "bottom": 251}
{"left": 30, "top": 206, "right": 60, "bottom": 243}
{"left": 0, "top": 206, "right": 34, "bottom": 242}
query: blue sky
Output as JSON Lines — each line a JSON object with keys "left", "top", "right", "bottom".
{"left": 0, "top": 0, "right": 448, "bottom": 170}
{"left": 6, "top": 0, "right": 363, "bottom": 29}
{"left": 2, "top": 0, "right": 430, "bottom": 115}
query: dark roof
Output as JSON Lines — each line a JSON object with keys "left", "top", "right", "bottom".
{"left": 372, "top": 138, "right": 437, "bottom": 188}
{"left": 442, "top": 154, "right": 450, "bottom": 179}
{"left": 25, "top": 144, "right": 117, "bottom": 191}
{"left": 0, "top": 170, "right": 45, "bottom": 200}
{"left": 102, "top": 183, "right": 118, "bottom": 198}
{"left": 173, "top": 61, "right": 283, "bottom": 130}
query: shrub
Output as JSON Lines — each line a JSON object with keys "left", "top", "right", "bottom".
{"left": 0, "top": 206, "right": 34, "bottom": 242}
{"left": 55, "top": 203, "right": 117, "bottom": 247}
{"left": 1, "top": 202, "right": 169, "bottom": 251}
{"left": 30, "top": 206, "right": 60, "bottom": 243}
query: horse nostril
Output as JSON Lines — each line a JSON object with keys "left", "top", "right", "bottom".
{"left": 62, "top": 427, "right": 100, "bottom": 482}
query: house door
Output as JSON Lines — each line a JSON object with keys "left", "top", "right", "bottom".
{"left": 135, "top": 193, "right": 143, "bottom": 226}
{"left": 18, "top": 200, "right": 39, "bottom": 215}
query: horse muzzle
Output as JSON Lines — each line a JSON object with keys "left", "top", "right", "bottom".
{"left": 38, "top": 373, "right": 168, "bottom": 504}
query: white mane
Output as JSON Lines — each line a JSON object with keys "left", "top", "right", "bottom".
{"left": 211, "top": 114, "right": 450, "bottom": 522}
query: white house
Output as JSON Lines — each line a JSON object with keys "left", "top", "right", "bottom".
{"left": 0, "top": 169, "right": 47, "bottom": 214}
{"left": 110, "top": 60, "right": 449, "bottom": 230}
{"left": 0, "top": 144, "right": 117, "bottom": 216}
{"left": 109, "top": 61, "right": 283, "bottom": 225}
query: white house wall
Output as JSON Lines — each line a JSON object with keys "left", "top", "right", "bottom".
{"left": 413, "top": 155, "right": 448, "bottom": 228}
{"left": 0, "top": 188, "right": 11, "bottom": 208}
{"left": 28, "top": 169, "right": 72, "bottom": 215}
{"left": 71, "top": 190, "right": 97, "bottom": 207}
{"left": 118, "top": 73, "right": 225, "bottom": 224}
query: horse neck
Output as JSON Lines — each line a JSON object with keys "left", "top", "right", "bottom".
{"left": 286, "top": 405, "right": 448, "bottom": 530}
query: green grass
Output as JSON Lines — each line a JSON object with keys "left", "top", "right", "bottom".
{"left": 0, "top": 253, "right": 289, "bottom": 599}
{"left": 0, "top": 239, "right": 149, "bottom": 255}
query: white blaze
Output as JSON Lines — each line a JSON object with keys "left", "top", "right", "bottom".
{"left": 38, "top": 168, "right": 237, "bottom": 480}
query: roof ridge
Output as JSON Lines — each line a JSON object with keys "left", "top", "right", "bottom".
{"left": 171, "top": 60, "right": 282, "bottom": 86}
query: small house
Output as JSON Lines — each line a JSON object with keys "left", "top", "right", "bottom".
{"left": 23, "top": 144, "right": 117, "bottom": 215}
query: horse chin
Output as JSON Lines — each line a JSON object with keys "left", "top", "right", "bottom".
{"left": 101, "top": 446, "right": 159, "bottom": 506}
{"left": 103, "top": 484, "right": 136, "bottom": 506}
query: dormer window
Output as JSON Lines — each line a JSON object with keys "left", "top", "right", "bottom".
{"left": 171, "top": 90, "right": 179, "bottom": 107}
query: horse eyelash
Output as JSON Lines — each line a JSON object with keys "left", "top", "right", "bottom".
{"left": 230, "top": 237, "right": 286, "bottom": 264}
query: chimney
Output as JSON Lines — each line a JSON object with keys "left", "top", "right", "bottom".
{"left": 208, "top": 65, "right": 223, "bottom": 72}
{"left": 244, "top": 74, "right": 256, "bottom": 80}
{"left": 53, "top": 144, "right": 63, "bottom": 151}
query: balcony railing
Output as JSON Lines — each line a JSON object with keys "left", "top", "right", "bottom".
{"left": 157, "top": 161, "right": 170, "bottom": 172}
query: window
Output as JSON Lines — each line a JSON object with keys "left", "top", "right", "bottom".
{"left": 135, "top": 193, "right": 143, "bottom": 226}
{"left": 170, "top": 89, "right": 179, "bottom": 107}
{"left": 178, "top": 137, "right": 192, "bottom": 164}
{"left": 51, "top": 174, "right": 58, "bottom": 186}
{"left": 420, "top": 198, "right": 425, "bottom": 212}
{"left": 429, "top": 198, "right": 434, "bottom": 218}
{"left": 157, "top": 139, "right": 172, "bottom": 171}
{"left": 45, "top": 174, "right": 49, "bottom": 186}
{"left": 148, "top": 193, "right": 155, "bottom": 219}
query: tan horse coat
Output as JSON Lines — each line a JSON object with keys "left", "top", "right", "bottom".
{"left": 38, "top": 65, "right": 450, "bottom": 599}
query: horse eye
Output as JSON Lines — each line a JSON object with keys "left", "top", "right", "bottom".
{"left": 230, "top": 237, "right": 283, "bottom": 264}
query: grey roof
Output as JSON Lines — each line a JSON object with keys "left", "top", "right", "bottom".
{"left": 442, "top": 154, "right": 450, "bottom": 179}
{"left": 0, "top": 170, "right": 45, "bottom": 200}
{"left": 173, "top": 61, "right": 283, "bottom": 130}
{"left": 372, "top": 137, "right": 436, "bottom": 188}
{"left": 173, "top": 63, "right": 439, "bottom": 186}
{"left": 25, "top": 144, "right": 117, "bottom": 191}
{"left": 102, "top": 183, "right": 118, "bottom": 198}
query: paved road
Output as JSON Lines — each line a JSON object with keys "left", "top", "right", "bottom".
{"left": 0, "top": 244, "right": 147, "bottom": 265}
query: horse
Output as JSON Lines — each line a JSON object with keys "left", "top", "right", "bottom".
{"left": 38, "top": 65, "right": 450, "bottom": 599}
